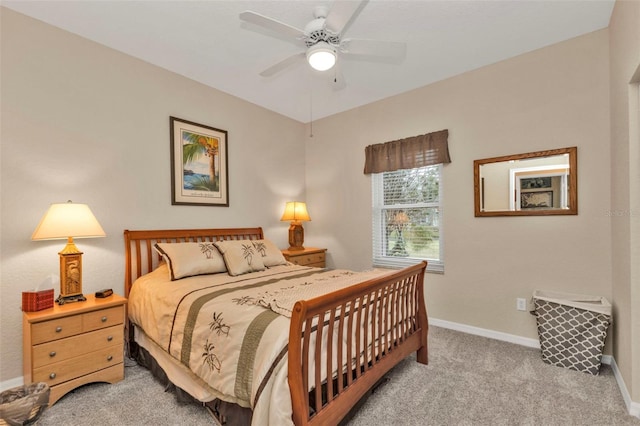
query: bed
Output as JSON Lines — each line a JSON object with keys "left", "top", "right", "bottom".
{"left": 124, "top": 227, "right": 428, "bottom": 425}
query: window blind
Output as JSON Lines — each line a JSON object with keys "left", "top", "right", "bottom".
{"left": 372, "top": 165, "right": 443, "bottom": 272}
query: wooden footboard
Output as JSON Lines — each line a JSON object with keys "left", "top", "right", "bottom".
{"left": 288, "top": 261, "right": 428, "bottom": 425}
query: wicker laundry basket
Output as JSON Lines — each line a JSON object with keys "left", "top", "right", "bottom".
{"left": 532, "top": 290, "right": 612, "bottom": 375}
{"left": 0, "top": 382, "right": 49, "bottom": 426}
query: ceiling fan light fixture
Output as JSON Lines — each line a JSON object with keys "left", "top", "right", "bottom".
{"left": 306, "top": 42, "right": 336, "bottom": 71}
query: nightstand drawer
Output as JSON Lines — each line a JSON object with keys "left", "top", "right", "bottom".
{"left": 33, "top": 343, "right": 124, "bottom": 386}
{"left": 31, "top": 305, "right": 124, "bottom": 345}
{"left": 48, "top": 365, "right": 124, "bottom": 407}
{"left": 290, "top": 252, "right": 325, "bottom": 266}
{"left": 282, "top": 247, "right": 327, "bottom": 268}
{"left": 31, "top": 315, "right": 83, "bottom": 345}
{"left": 32, "top": 325, "right": 123, "bottom": 368}
{"left": 83, "top": 306, "right": 124, "bottom": 332}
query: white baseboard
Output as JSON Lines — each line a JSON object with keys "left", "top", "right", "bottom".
{"left": 606, "top": 355, "right": 640, "bottom": 418}
{"left": 429, "top": 316, "right": 640, "bottom": 419}
{"left": 429, "top": 317, "right": 541, "bottom": 349}
{"left": 0, "top": 376, "right": 24, "bottom": 393}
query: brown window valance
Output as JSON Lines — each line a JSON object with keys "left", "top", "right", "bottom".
{"left": 363, "top": 129, "right": 450, "bottom": 174}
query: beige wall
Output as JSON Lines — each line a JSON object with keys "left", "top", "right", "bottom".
{"left": 609, "top": 0, "right": 640, "bottom": 404}
{"left": 0, "top": 8, "right": 306, "bottom": 384}
{"left": 306, "top": 29, "right": 611, "bottom": 347}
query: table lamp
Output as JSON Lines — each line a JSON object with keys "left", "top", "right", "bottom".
{"left": 281, "top": 201, "right": 311, "bottom": 251}
{"left": 32, "top": 201, "right": 106, "bottom": 305}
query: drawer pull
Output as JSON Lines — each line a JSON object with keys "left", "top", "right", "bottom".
{"left": 101, "top": 316, "right": 108, "bottom": 323}
{"left": 49, "top": 373, "right": 56, "bottom": 379}
{"left": 49, "top": 351, "right": 56, "bottom": 358}
{"left": 55, "top": 326, "right": 62, "bottom": 333}
{"left": 107, "top": 336, "right": 113, "bottom": 342}
{"left": 107, "top": 355, "right": 113, "bottom": 362}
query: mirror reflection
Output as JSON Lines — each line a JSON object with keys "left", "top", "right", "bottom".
{"left": 474, "top": 147, "right": 577, "bottom": 217}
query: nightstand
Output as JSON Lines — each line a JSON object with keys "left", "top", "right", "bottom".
{"left": 282, "top": 247, "right": 327, "bottom": 268}
{"left": 22, "top": 293, "right": 127, "bottom": 405}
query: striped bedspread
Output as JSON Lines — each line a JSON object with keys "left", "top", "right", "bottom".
{"left": 127, "top": 263, "right": 392, "bottom": 425}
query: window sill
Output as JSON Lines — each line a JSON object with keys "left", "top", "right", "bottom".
{"left": 373, "top": 258, "right": 443, "bottom": 274}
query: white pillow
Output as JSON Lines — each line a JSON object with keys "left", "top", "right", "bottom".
{"left": 213, "top": 240, "right": 266, "bottom": 276}
{"left": 154, "top": 242, "right": 227, "bottom": 280}
{"left": 251, "top": 239, "right": 288, "bottom": 267}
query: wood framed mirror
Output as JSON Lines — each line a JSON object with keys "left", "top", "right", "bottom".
{"left": 474, "top": 147, "right": 577, "bottom": 217}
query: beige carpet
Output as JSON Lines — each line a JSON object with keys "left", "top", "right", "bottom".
{"left": 36, "top": 326, "right": 639, "bottom": 425}
{"left": 346, "top": 327, "right": 638, "bottom": 426}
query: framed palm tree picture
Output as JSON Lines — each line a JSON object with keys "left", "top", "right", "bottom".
{"left": 170, "top": 116, "right": 229, "bottom": 206}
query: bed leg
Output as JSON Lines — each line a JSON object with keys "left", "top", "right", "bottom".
{"left": 416, "top": 317, "right": 429, "bottom": 365}
{"left": 416, "top": 345, "right": 428, "bottom": 365}
{"left": 126, "top": 320, "right": 138, "bottom": 358}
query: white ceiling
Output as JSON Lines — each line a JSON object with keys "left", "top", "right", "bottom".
{"left": 2, "top": 0, "right": 614, "bottom": 123}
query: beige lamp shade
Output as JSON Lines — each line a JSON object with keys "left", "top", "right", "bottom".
{"left": 31, "top": 201, "right": 105, "bottom": 305}
{"left": 280, "top": 201, "right": 311, "bottom": 223}
{"left": 32, "top": 201, "right": 106, "bottom": 240}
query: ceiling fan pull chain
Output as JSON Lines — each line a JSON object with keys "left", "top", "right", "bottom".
{"left": 309, "top": 88, "right": 314, "bottom": 138}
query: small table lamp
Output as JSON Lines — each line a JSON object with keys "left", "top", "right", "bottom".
{"left": 280, "top": 201, "right": 311, "bottom": 251}
{"left": 32, "top": 201, "right": 106, "bottom": 305}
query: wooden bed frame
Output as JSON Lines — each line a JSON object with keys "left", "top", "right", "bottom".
{"left": 124, "top": 227, "right": 429, "bottom": 425}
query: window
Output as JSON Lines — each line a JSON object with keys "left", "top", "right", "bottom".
{"left": 372, "top": 164, "right": 443, "bottom": 272}
{"left": 365, "top": 129, "right": 449, "bottom": 272}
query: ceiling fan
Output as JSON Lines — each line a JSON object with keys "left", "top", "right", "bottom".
{"left": 239, "top": 0, "right": 406, "bottom": 80}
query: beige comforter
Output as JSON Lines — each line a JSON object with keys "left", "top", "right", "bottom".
{"left": 128, "top": 263, "right": 392, "bottom": 425}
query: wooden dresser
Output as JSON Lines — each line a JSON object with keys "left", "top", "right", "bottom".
{"left": 281, "top": 247, "right": 327, "bottom": 268}
{"left": 22, "top": 294, "right": 127, "bottom": 405}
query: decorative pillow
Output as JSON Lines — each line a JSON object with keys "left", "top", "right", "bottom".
{"left": 154, "top": 242, "right": 227, "bottom": 280}
{"left": 251, "top": 239, "right": 288, "bottom": 267}
{"left": 213, "top": 240, "right": 266, "bottom": 276}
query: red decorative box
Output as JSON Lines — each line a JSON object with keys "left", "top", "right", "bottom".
{"left": 22, "top": 289, "right": 54, "bottom": 312}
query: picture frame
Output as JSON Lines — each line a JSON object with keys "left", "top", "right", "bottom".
{"left": 521, "top": 191, "right": 553, "bottom": 209}
{"left": 520, "top": 176, "right": 552, "bottom": 189}
{"left": 170, "top": 116, "right": 229, "bottom": 206}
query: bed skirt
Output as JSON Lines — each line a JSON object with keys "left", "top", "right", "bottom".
{"left": 130, "top": 341, "right": 252, "bottom": 426}
{"left": 129, "top": 340, "right": 378, "bottom": 426}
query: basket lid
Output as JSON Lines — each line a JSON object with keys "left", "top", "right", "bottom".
{"left": 533, "top": 289, "right": 611, "bottom": 316}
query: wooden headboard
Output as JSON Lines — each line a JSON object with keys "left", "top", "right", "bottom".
{"left": 123, "top": 227, "right": 264, "bottom": 298}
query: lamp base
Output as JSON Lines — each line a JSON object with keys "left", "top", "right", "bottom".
{"left": 288, "top": 222, "right": 305, "bottom": 251}
{"left": 59, "top": 246, "right": 84, "bottom": 304}
{"left": 56, "top": 293, "right": 87, "bottom": 305}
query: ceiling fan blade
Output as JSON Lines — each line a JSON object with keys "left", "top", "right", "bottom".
{"left": 239, "top": 11, "right": 305, "bottom": 39}
{"left": 325, "top": 0, "right": 369, "bottom": 35}
{"left": 259, "top": 52, "right": 305, "bottom": 77}
{"left": 340, "top": 38, "right": 407, "bottom": 60}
